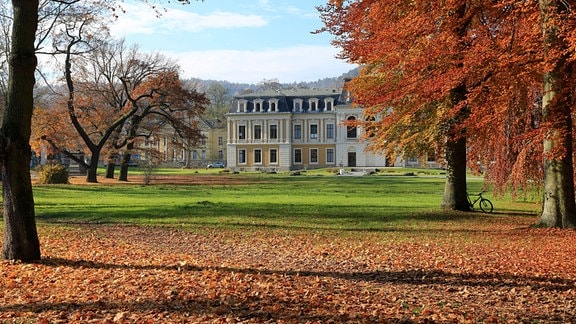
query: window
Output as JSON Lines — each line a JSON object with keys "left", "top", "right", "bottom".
{"left": 326, "top": 124, "right": 335, "bottom": 139}
{"left": 310, "top": 99, "right": 318, "bottom": 111}
{"left": 347, "top": 116, "right": 357, "bottom": 138}
{"left": 254, "top": 125, "right": 262, "bottom": 140}
{"left": 218, "top": 150, "right": 224, "bottom": 160}
{"left": 201, "top": 138, "right": 207, "bottom": 146}
{"left": 310, "top": 148, "right": 318, "bottom": 163}
{"left": 269, "top": 100, "right": 278, "bottom": 112}
{"left": 218, "top": 136, "right": 223, "bottom": 146}
{"left": 238, "top": 149, "right": 246, "bottom": 164}
{"left": 294, "top": 99, "right": 303, "bottom": 111}
{"left": 202, "top": 150, "right": 206, "bottom": 159}
{"left": 255, "top": 100, "right": 263, "bottom": 112}
{"left": 294, "top": 149, "right": 302, "bottom": 164}
{"left": 310, "top": 124, "right": 318, "bottom": 139}
{"left": 238, "top": 101, "right": 246, "bottom": 112}
{"left": 238, "top": 125, "right": 246, "bottom": 140}
{"left": 325, "top": 99, "right": 333, "bottom": 111}
{"left": 270, "top": 149, "right": 277, "bottom": 164}
{"left": 254, "top": 149, "right": 262, "bottom": 164}
{"left": 326, "top": 148, "right": 335, "bottom": 163}
{"left": 294, "top": 124, "right": 302, "bottom": 139}
{"left": 269, "top": 125, "right": 278, "bottom": 139}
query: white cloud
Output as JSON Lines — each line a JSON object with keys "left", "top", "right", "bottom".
{"left": 110, "top": 3, "right": 267, "bottom": 36}
{"left": 167, "top": 45, "right": 355, "bottom": 84}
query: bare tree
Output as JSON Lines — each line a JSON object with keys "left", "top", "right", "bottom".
{"left": 117, "top": 71, "right": 208, "bottom": 180}
{"left": 204, "top": 82, "right": 231, "bottom": 121}
{"left": 3, "top": 0, "right": 201, "bottom": 261}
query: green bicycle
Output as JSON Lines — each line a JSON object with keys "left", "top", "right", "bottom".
{"left": 467, "top": 191, "right": 494, "bottom": 213}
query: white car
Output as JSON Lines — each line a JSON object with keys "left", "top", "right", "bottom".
{"left": 207, "top": 162, "right": 225, "bottom": 168}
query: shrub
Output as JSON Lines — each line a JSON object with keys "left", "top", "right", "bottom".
{"left": 36, "top": 163, "right": 69, "bottom": 184}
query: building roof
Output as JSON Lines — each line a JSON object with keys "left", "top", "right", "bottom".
{"left": 228, "top": 88, "right": 348, "bottom": 114}
{"left": 199, "top": 118, "right": 226, "bottom": 130}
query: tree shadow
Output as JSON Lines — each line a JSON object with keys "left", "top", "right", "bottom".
{"left": 0, "top": 296, "right": 346, "bottom": 323}
{"left": 37, "top": 256, "right": 574, "bottom": 292}
{"left": 0, "top": 256, "right": 566, "bottom": 322}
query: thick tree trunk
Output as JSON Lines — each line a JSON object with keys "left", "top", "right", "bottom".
{"left": 118, "top": 141, "right": 134, "bottom": 181}
{"left": 538, "top": 72, "right": 576, "bottom": 227}
{"left": 105, "top": 158, "right": 116, "bottom": 179}
{"left": 441, "top": 135, "right": 470, "bottom": 211}
{"left": 537, "top": 0, "right": 576, "bottom": 228}
{"left": 86, "top": 154, "right": 99, "bottom": 183}
{"left": 441, "top": 84, "right": 470, "bottom": 211}
{"left": 540, "top": 146, "right": 576, "bottom": 227}
{"left": 2, "top": 0, "right": 41, "bottom": 261}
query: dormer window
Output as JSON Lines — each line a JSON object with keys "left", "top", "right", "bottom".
{"left": 237, "top": 100, "right": 247, "bottom": 113}
{"left": 254, "top": 99, "right": 263, "bottom": 112}
{"left": 293, "top": 99, "right": 303, "bottom": 112}
{"left": 269, "top": 99, "right": 279, "bottom": 112}
{"left": 325, "top": 98, "right": 334, "bottom": 111}
{"left": 309, "top": 98, "right": 318, "bottom": 112}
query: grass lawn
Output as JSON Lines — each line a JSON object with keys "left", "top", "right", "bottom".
{"left": 33, "top": 171, "right": 540, "bottom": 229}
{"left": 1, "top": 171, "right": 573, "bottom": 323}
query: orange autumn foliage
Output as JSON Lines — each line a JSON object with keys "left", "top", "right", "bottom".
{"left": 319, "top": 1, "right": 576, "bottom": 199}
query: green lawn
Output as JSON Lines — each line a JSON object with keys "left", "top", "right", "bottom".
{"left": 33, "top": 172, "right": 541, "bottom": 230}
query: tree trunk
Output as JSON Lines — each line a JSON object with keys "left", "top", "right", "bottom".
{"left": 441, "top": 134, "right": 470, "bottom": 211}
{"left": 118, "top": 142, "right": 134, "bottom": 181}
{"left": 86, "top": 153, "right": 99, "bottom": 183}
{"left": 105, "top": 157, "right": 116, "bottom": 179}
{"left": 183, "top": 147, "right": 192, "bottom": 168}
{"left": 2, "top": 0, "right": 41, "bottom": 261}
{"left": 119, "top": 115, "right": 142, "bottom": 181}
{"left": 540, "top": 141, "right": 576, "bottom": 227}
{"left": 538, "top": 71, "right": 576, "bottom": 227}
{"left": 441, "top": 85, "right": 470, "bottom": 211}
{"left": 537, "top": 0, "right": 576, "bottom": 228}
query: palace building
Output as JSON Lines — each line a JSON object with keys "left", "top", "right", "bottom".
{"left": 225, "top": 87, "right": 388, "bottom": 172}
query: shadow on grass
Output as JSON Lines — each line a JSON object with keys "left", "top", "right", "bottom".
{"left": 36, "top": 201, "right": 514, "bottom": 231}
{"left": 36, "top": 200, "right": 537, "bottom": 233}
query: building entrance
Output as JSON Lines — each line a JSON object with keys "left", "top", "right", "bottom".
{"left": 347, "top": 152, "right": 356, "bottom": 167}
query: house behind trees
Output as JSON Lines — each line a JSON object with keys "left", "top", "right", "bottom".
{"left": 136, "top": 118, "right": 226, "bottom": 168}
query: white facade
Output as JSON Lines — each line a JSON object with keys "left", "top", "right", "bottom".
{"left": 226, "top": 88, "right": 387, "bottom": 171}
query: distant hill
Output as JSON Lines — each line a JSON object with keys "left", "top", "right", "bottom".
{"left": 189, "top": 67, "right": 359, "bottom": 95}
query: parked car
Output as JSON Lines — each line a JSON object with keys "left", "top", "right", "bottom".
{"left": 207, "top": 162, "right": 225, "bottom": 168}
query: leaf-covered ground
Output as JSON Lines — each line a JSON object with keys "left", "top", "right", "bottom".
{"left": 1, "top": 216, "right": 575, "bottom": 323}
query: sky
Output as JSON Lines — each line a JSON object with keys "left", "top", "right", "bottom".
{"left": 108, "top": 0, "right": 356, "bottom": 84}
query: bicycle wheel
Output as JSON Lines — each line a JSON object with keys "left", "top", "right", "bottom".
{"left": 479, "top": 199, "right": 493, "bottom": 213}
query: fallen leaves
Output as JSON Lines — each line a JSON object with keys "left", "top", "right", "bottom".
{"left": 0, "top": 218, "right": 575, "bottom": 323}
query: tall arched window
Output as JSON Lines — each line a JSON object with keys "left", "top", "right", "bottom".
{"left": 347, "top": 116, "right": 357, "bottom": 138}
{"left": 325, "top": 99, "right": 333, "bottom": 111}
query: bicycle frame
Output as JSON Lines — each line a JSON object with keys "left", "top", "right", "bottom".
{"left": 468, "top": 193, "right": 483, "bottom": 207}
{"left": 467, "top": 191, "right": 493, "bottom": 213}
